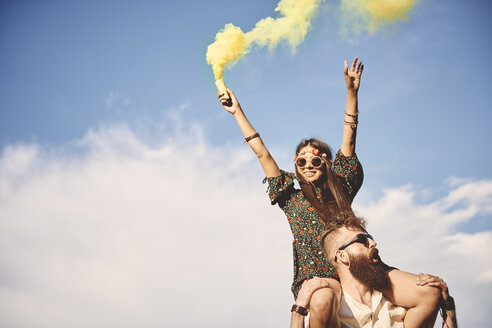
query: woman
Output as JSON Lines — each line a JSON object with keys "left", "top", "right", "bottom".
{"left": 218, "top": 57, "right": 440, "bottom": 328}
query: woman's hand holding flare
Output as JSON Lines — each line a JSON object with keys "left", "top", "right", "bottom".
{"left": 218, "top": 89, "right": 241, "bottom": 115}
{"left": 344, "top": 56, "right": 364, "bottom": 93}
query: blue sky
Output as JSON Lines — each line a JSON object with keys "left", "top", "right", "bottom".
{"left": 2, "top": 0, "right": 491, "bottom": 190}
{"left": 1, "top": 1, "right": 491, "bottom": 327}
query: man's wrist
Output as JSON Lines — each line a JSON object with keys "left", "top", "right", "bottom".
{"left": 291, "top": 304, "right": 309, "bottom": 316}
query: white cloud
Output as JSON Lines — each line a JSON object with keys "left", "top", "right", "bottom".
{"left": 0, "top": 115, "right": 491, "bottom": 327}
{"left": 102, "top": 91, "right": 130, "bottom": 108}
{"left": 0, "top": 120, "right": 294, "bottom": 328}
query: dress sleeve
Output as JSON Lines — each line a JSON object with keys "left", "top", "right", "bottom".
{"left": 263, "top": 170, "right": 296, "bottom": 206}
{"left": 332, "top": 150, "right": 364, "bottom": 202}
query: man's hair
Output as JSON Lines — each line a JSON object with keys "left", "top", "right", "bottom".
{"left": 320, "top": 213, "right": 367, "bottom": 266}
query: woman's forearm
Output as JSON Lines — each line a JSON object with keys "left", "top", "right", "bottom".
{"left": 219, "top": 89, "right": 280, "bottom": 177}
{"left": 232, "top": 109, "right": 281, "bottom": 178}
{"left": 341, "top": 90, "right": 358, "bottom": 156}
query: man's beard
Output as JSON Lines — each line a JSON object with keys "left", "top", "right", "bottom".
{"left": 348, "top": 249, "right": 392, "bottom": 291}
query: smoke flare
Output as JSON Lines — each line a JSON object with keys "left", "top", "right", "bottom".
{"left": 341, "top": 0, "right": 417, "bottom": 35}
{"left": 206, "top": 0, "right": 419, "bottom": 88}
{"left": 206, "top": 0, "right": 323, "bottom": 81}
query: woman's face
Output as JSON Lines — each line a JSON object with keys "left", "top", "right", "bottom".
{"left": 296, "top": 145, "right": 325, "bottom": 183}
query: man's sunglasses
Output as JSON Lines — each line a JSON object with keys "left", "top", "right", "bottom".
{"left": 295, "top": 156, "right": 324, "bottom": 168}
{"left": 334, "top": 233, "right": 374, "bottom": 262}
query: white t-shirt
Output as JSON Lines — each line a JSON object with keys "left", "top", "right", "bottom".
{"left": 339, "top": 290, "right": 406, "bottom": 328}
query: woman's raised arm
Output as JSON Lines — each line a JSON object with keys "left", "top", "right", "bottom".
{"left": 341, "top": 56, "right": 364, "bottom": 157}
{"left": 218, "top": 89, "right": 281, "bottom": 178}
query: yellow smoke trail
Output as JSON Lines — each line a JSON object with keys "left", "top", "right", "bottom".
{"left": 341, "top": 0, "right": 417, "bottom": 35}
{"left": 206, "top": 0, "right": 323, "bottom": 81}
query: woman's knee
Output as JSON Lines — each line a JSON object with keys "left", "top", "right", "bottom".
{"left": 387, "top": 269, "right": 441, "bottom": 308}
{"left": 417, "top": 284, "right": 441, "bottom": 307}
{"left": 310, "top": 287, "right": 339, "bottom": 316}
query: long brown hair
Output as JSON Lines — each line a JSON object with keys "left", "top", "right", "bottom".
{"left": 295, "top": 138, "right": 353, "bottom": 223}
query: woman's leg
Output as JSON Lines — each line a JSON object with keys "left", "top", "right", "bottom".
{"left": 382, "top": 270, "right": 441, "bottom": 328}
{"left": 309, "top": 278, "right": 342, "bottom": 328}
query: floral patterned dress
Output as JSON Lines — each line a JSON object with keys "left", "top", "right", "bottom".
{"left": 264, "top": 150, "right": 363, "bottom": 298}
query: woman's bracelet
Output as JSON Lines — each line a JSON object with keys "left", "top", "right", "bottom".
{"left": 344, "top": 120, "right": 358, "bottom": 129}
{"left": 345, "top": 111, "right": 359, "bottom": 118}
{"left": 291, "top": 304, "right": 309, "bottom": 316}
{"left": 344, "top": 111, "right": 359, "bottom": 124}
{"left": 244, "top": 132, "right": 260, "bottom": 144}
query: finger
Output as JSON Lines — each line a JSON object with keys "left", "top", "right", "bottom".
{"left": 359, "top": 64, "right": 364, "bottom": 76}
{"left": 344, "top": 60, "right": 349, "bottom": 75}
{"left": 418, "top": 276, "right": 443, "bottom": 286}
{"left": 417, "top": 273, "right": 432, "bottom": 279}
{"left": 308, "top": 277, "right": 327, "bottom": 287}
{"left": 308, "top": 278, "right": 324, "bottom": 287}
{"left": 351, "top": 56, "right": 358, "bottom": 71}
{"left": 417, "top": 272, "right": 436, "bottom": 278}
{"left": 356, "top": 61, "right": 362, "bottom": 74}
{"left": 422, "top": 281, "right": 442, "bottom": 288}
{"left": 310, "top": 280, "right": 330, "bottom": 291}
{"left": 417, "top": 277, "right": 438, "bottom": 285}
{"left": 219, "top": 95, "right": 229, "bottom": 103}
{"left": 417, "top": 274, "right": 437, "bottom": 282}
{"left": 227, "top": 89, "right": 237, "bottom": 102}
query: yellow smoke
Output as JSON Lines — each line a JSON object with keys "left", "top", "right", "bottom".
{"left": 341, "top": 0, "right": 417, "bottom": 35}
{"left": 206, "top": 0, "right": 323, "bottom": 81}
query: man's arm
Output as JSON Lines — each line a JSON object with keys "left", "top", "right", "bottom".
{"left": 417, "top": 273, "right": 458, "bottom": 328}
{"left": 290, "top": 277, "right": 331, "bottom": 328}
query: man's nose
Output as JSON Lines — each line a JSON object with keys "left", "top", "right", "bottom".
{"left": 368, "top": 238, "right": 377, "bottom": 248}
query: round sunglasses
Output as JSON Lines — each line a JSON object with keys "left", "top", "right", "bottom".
{"left": 295, "top": 155, "right": 324, "bottom": 168}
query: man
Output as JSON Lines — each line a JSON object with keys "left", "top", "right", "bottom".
{"left": 290, "top": 217, "right": 457, "bottom": 328}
